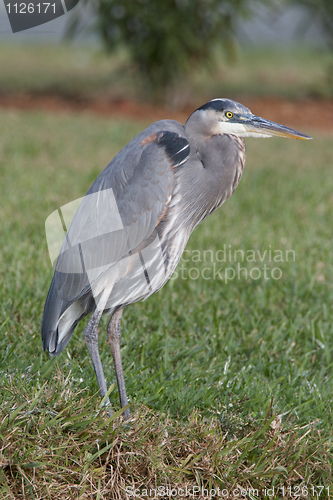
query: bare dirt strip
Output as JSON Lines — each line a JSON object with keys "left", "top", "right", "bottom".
{"left": 0, "top": 93, "right": 332, "bottom": 131}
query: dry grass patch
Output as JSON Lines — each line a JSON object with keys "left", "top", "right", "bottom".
{"left": 1, "top": 376, "right": 331, "bottom": 499}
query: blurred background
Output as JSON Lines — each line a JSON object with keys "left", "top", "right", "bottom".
{"left": 0, "top": 0, "right": 332, "bottom": 120}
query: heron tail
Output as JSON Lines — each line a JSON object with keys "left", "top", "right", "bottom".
{"left": 41, "top": 278, "right": 85, "bottom": 357}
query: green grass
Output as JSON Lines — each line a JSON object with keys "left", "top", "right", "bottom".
{"left": 0, "top": 109, "right": 332, "bottom": 497}
{"left": 0, "top": 42, "right": 331, "bottom": 101}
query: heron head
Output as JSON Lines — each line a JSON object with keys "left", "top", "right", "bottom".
{"left": 186, "top": 98, "right": 312, "bottom": 140}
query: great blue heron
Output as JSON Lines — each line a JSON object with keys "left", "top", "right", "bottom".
{"left": 42, "top": 98, "right": 311, "bottom": 419}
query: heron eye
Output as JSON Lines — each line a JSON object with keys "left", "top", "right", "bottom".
{"left": 225, "top": 111, "right": 233, "bottom": 118}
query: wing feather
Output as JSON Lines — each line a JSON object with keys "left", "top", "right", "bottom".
{"left": 42, "top": 125, "right": 190, "bottom": 354}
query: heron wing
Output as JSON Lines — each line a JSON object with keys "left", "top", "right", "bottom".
{"left": 42, "top": 123, "right": 190, "bottom": 353}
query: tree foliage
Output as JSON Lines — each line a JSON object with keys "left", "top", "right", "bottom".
{"left": 71, "top": 0, "right": 259, "bottom": 89}
{"left": 69, "top": 0, "right": 333, "bottom": 94}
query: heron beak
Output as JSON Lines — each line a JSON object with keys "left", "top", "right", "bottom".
{"left": 242, "top": 115, "right": 312, "bottom": 140}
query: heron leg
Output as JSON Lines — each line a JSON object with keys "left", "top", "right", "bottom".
{"left": 84, "top": 309, "right": 111, "bottom": 412}
{"left": 107, "top": 308, "right": 130, "bottom": 420}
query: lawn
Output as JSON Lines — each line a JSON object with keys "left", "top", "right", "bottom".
{"left": 0, "top": 108, "right": 332, "bottom": 498}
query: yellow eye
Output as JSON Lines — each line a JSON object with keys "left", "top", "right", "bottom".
{"left": 225, "top": 111, "right": 233, "bottom": 118}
